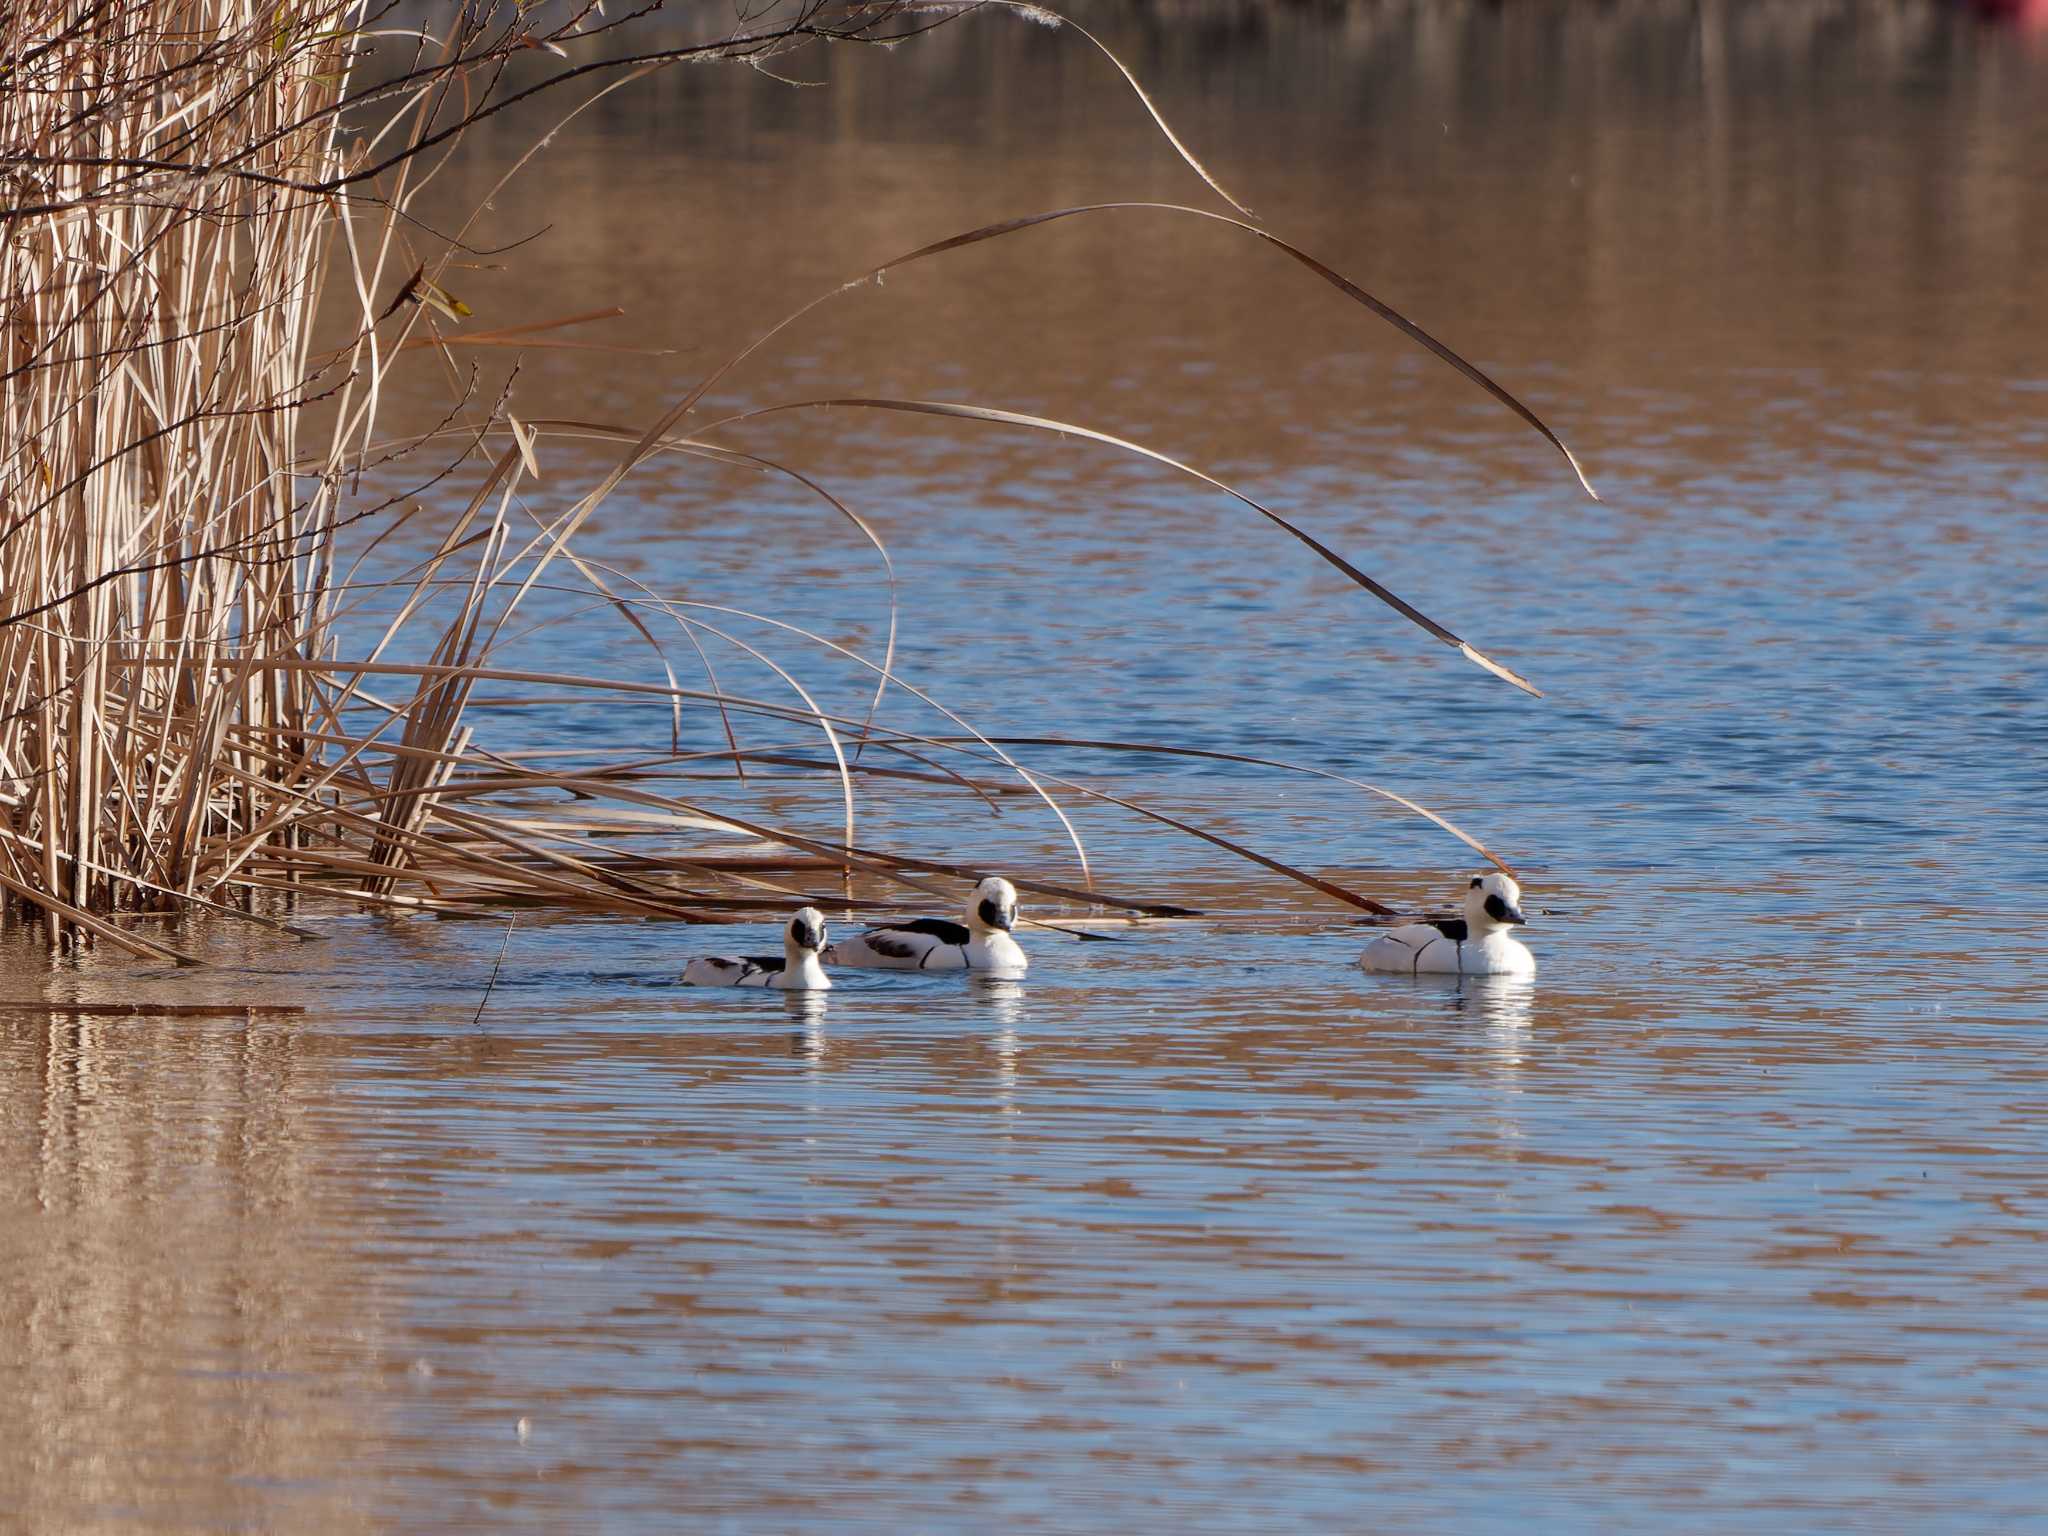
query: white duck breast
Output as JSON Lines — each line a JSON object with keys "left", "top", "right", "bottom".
{"left": 684, "top": 907, "right": 832, "bottom": 991}
{"left": 1360, "top": 873, "right": 1536, "bottom": 977}
{"left": 823, "top": 876, "right": 1028, "bottom": 974}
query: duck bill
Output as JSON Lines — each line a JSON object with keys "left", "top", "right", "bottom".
{"left": 1482, "top": 892, "right": 1528, "bottom": 926}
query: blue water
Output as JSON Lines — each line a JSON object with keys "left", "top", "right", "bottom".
{"left": 4, "top": 6, "right": 2046, "bottom": 1531}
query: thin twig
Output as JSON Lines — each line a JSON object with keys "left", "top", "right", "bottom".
{"left": 471, "top": 913, "right": 517, "bottom": 1032}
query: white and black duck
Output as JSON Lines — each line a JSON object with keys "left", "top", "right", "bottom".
{"left": 683, "top": 906, "right": 832, "bottom": 991}
{"left": 822, "top": 876, "right": 1027, "bottom": 974}
{"left": 1359, "top": 872, "right": 1535, "bottom": 977}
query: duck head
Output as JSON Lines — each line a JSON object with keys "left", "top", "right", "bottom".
{"left": 969, "top": 876, "right": 1019, "bottom": 934}
{"left": 1464, "top": 872, "right": 1528, "bottom": 933}
{"left": 786, "top": 906, "right": 828, "bottom": 954}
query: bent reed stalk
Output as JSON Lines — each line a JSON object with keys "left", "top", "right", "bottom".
{"left": 2, "top": 1, "right": 1588, "bottom": 959}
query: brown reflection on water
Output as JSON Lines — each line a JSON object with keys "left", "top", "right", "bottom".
{"left": 13, "top": 3, "right": 2048, "bottom": 1528}
{"left": 2, "top": 882, "right": 2044, "bottom": 1525}
{"left": 0, "top": 987, "right": 385, "bottom": 1532}
{"left": 373, "top": 0, "right": 2048, "bottom": 503}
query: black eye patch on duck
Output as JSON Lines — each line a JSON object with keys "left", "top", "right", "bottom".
{"left": 1471, "top": 877, "right": 1483, "bottom": 888}
{"left": 1483, "top": 893, "right": 1513, "bottom": 922}
{"left": 977, "top": 897, "right": 1008, "bottom": 929}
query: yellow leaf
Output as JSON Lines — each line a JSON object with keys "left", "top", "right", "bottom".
{"left": 417, "top": 279, "right": 473, "bottom": 321}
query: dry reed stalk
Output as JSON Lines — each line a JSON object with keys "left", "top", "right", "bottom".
{"left": 1, "top": 0, "right": 361, "bottom": 954}
{"left": 0, "top": 2, "right": 919, "bottom": 950}
{"left": 1, "top": 1, "right": 1592, "bottom": 956}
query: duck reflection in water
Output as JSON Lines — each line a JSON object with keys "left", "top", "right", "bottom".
{"left": 974, "top": 975, "right": 1028, "bottom": 1117}
{"left": 783, "top": 986, "right": 829, "bottom": 1060}
{"left": 1446, "top": 973, "right": 1537, "bottom": 1076}
{"left": 1382, "top": 970, "right": 1537, "bottom": 1103}
{"left": 1444, "top": 975, "right": 1538, "bottom": 1153}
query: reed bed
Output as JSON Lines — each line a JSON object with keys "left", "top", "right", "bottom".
{"left": 1, "top": 0, "right": 1590, "bottom": 960}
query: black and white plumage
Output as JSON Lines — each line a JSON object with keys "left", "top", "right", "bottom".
{"left": 1360, "top": 873, "right": 1535, "bottom": 977}
{"left": 683, "top": 906, "right": 832, "bottom": 990}
{"left": 822, "top": 876, "right": 1028, "bottom": 974}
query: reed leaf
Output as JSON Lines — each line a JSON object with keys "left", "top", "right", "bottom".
{"left": 720, "top": 397, "right": 1542, "bottom": 695}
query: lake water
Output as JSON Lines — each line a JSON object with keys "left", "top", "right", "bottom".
{"left": 4, "top": 4, "right": 2046, "bottom": 1529}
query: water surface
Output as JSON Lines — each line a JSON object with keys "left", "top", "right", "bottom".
{"left": 4, "top": 5, "right": 2045, "bottom": 1530}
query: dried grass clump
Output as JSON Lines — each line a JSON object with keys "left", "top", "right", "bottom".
{"left": 0, "top": 1, "right": 909, "bottom": 956}
{"left": 1, "top": 0, "right": 366, "bottom": 956}
{"left": 1, "top": 1, "right": 1591, "bottom": 960}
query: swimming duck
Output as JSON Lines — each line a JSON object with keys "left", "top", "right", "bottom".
{"left": 822, "top": 876, "right": 1027, "bottom": 973}
{"left": 1359, "top": 873, "right": 1535, "bottom": 977}
{"left": 683, "top": 906, "right": 832, "bottom": 990}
